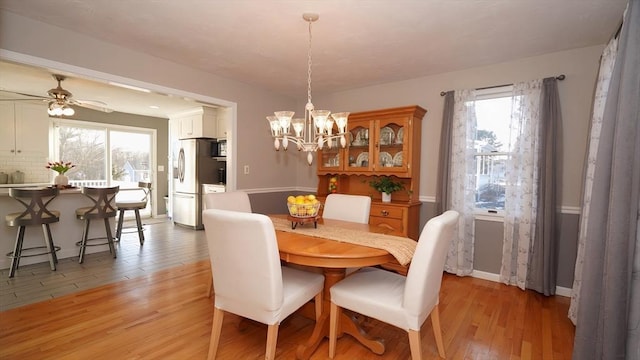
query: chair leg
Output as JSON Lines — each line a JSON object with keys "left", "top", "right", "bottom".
{"left": 329, "top": 302, "right": 341, "bottom": 359}
{"left": 9, "top": 226, "right": 26, "bottom": 278}
{"left": 41, "top": 224, "right": 56, "bottom": 271}
{"left": 430, "top": 305, "right": 446, "bottom": 358}
{"left": 208, "top": 307, "right": 224, "bottom": 360}
{"left": 45, "top": 223, "right": 59, "bottom": 264}
{"left": 265, "top": 323, "right": 279, "bottom": 360}
{"left": 408, "top": 329, "right": 424, "bottom": 360}
{"left": 207, "top": 273, "right": 214, "bottom": 298}
{"left": 116, "top": 209, "right": 125, "bottom": 241}
{"left": 79, "top": 219, "right": 90, "bottom": 264}
{"left": 134, "top": 209, "right": 144, "bottom": 245}
{"left": 104, "top": 218, "right": 116, "bottom": 258}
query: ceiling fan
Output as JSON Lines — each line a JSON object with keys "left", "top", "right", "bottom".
{"left": 0, "top": 74, "right": 114, "bottom": 115}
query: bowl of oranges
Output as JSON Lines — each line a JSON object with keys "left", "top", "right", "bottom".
{"left": 287, "top": 194, "right": 321, "bottom": 218}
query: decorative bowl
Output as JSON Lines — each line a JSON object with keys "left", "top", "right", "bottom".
{"left": 287, "top": 202, "right": 321, "bottom": 218}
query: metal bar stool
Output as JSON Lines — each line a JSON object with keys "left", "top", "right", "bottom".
{"left": 75, "top": 186, "right": 119, "bottom": 264}
{"left": 115, "top": 182, "right": 151, "bottom": 245}
{"left": 5, "top": 187, "right": 61, "bottom": 278}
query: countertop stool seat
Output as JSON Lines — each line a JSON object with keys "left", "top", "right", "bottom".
{"left": 5, "top": 187, "right": 61, "bottom": 278}
{"left": 75, "top": 186, "right": 119, "bottom": 264}
{"left": 115, "top": 182, "right": 151, "bottom": 246}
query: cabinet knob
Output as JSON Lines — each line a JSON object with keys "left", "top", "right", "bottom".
{"left": 381, "top": 210, "right": 389, "bottom": 216}
{"left": 17, "top": 150, "right": 21, "bottom": 153}
{"left": 10, "top": 149, "right": 15, "bottom": 153}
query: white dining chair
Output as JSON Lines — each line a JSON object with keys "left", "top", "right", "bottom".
{"left": 322, "top": 193, "right": 371, "bottom": 224}
{"left": 203, "top": 209, "right": 324, "bottom": 360}
{"left": 202, "top": 190, "right": 252, "bottom": 297}
{"left": 203, "top": 190, "right": 252, "bottom": 213}
{"left": 322, "top": 193, "right": 372, "bottom": 275}
{"left": 328, "top": 210, "right": 459, "bottom": 359}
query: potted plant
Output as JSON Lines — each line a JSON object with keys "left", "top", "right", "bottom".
{"left": 369, "top": 176, "right": 404, "bottom": 203}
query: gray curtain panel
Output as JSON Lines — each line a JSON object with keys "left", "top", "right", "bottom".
{"left": 526, "top": 77, "right": 560, "bottom": 295}
{"left": 573, "top": 0, "right": 640, "bottom": 358}
{"left": 436, "top": 91, "right": 454, "bottom": 214}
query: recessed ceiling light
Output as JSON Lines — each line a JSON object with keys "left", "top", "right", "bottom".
{"left": 149, "top": 105, "right": 159, "bottom": 109}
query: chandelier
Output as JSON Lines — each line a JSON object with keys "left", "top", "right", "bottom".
{"left": 266, "top": 13, "right": 349, "bottom": 165}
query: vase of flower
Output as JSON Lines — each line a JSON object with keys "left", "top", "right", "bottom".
{"left": 46, "top": 161, "right": 75, "bottom": 187}
{"left": 54, "top": 174, "right": 69, "bottom": 186}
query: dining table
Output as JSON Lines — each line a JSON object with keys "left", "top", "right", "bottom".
{"left": 270, "top": 214, "right": 417, "bottom": 360}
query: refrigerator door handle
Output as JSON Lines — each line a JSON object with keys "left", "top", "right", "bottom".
{"left": 178, "top": 147, "right": 185, "bottom": 183}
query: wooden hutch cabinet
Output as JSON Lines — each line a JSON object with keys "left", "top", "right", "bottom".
{"left": 316, "top": 105, "right": 426, "bottom": 240}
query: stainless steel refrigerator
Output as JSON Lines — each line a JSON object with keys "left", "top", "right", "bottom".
{"left": 172, "top": 138, "right": 217, "bottom": 229}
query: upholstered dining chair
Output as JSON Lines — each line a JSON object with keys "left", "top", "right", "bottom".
{"left": 328, "top": 210, "right": 460, "bottom": 359}
{"left": 202, "top": 209, "right": 324, "bottom": 360}
{"left": 322, "top": 193, "right": 371, "bottom": 224}
{"left": 323, "top": 193, "right": 372, "bottom": 275}
{"left": 202, "top": 190, "right": 252, "bottom": 297}
{"left": 203, "top": 190, "right": 252, "bottom": 213}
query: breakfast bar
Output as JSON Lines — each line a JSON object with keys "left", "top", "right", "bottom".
{"left": 0, "top": 185, "right": 115, "bottom": 270}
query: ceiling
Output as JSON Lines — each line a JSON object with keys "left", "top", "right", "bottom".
{"left": 0, "top": 0, "right": 627, "bottom": 118}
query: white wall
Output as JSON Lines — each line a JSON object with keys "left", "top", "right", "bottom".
{"left": 313, "top": 45, "right": 604, "bottom": 208}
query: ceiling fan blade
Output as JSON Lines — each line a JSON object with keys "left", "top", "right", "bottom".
{"left": 0, "top": 90, "right": 48, "bottom": 100}
{"left": 70, "top": 98, "right": 114, "bottom": 113}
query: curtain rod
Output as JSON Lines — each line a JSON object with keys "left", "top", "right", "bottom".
{"left": 439, "top": 74, "right": 565, "bottom": 96}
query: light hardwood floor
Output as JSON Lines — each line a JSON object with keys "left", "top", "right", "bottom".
{"left": 0, "top": 219, "right": 575, "bottom": 359}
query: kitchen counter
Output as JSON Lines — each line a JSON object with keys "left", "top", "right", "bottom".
{"left": 0, "top": 188, "right": 114, "bottom": 270}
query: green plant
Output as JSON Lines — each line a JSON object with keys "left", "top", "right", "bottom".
{"left": 369, "top": 176, "right": 404, "bottom": 195}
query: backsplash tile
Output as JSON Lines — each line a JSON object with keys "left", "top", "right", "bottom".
{"left": 0, "top": 154, "right": 50, "bottom": 184}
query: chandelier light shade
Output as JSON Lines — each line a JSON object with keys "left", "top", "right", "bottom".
{"left": 266, "top": 13, "right": 349, "bottom": 165}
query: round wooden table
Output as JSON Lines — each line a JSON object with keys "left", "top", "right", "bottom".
{"left": 272, "top": 215, "right": 397, "bottom": 359}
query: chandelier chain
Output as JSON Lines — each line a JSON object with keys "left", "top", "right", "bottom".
{"left": 307, "top": 18, "right": 313, "bottom": 106}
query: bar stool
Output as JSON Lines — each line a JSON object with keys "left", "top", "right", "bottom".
{"left": 75, "top": 186, "right": 119, "bottom": 263}
{"left": 5, "top": 187, "right": 61, "bottom": 278}
{"left": 115, "top": 181, "right": 151, "bottom": 245}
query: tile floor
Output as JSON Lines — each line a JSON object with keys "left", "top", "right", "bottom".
{"left": 0, "top": 218, "right": 208, "bottom": 311}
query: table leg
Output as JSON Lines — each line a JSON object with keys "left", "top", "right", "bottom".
{"left": 295, "top": 267, "right": 385, "bottom": 359}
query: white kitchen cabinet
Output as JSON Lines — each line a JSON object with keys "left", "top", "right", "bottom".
{"left": 0, "top": 102, "right": 49, "bottom": 156}
{"left": 170, "top": 106, "right": 226, "bottom": 139}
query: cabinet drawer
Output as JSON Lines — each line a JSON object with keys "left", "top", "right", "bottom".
{"left": 369, "top": 216, "right": 404, "bottom": 236}
{"left": 370, "top": 204, "right": 404, "bottom": 219}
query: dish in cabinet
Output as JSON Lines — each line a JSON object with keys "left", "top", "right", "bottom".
{"left": 396, "top": 128, "right": 404, "bottom": 144}
{"left": 380, "top": 126, "right": 395, "bottom": 145}
{"left": 356, "top": 152, "right": 369, "bottom": 167}
{"left": 393, "top": 151, "right": 403, "bottom": 166}
{"left": 379, "top": 152, "right": 393, "bottom": 167}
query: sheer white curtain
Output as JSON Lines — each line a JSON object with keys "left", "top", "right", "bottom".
{"left": 444, "top": 89, "right": 477, "bottom": 276}
{"left": 568, "top": 35, "right": 619, "bottom": 325}
{"left": 499, "top": 79, "right": 543, "bottom": 289}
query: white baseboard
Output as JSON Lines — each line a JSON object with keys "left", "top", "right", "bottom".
{"left": 470, "top": 270, "right": 571, "bottom": 297}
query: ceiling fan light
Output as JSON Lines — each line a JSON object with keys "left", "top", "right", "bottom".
{"left": 62, "top": 105, "right": 75, "bottom": 116}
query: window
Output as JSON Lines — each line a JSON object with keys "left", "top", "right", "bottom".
{"left": 52, "top": 119, "right": 155, "bottom": 217}
{"left": 471, "top": 88, "right": 514, "bottom": 212}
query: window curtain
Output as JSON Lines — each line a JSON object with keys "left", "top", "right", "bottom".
{"left": 568, "top": 34, "right": 619, "bottom": 325}
{"left": 443, "top": 89, "right": 477, "bottom": 276}
{"left": 526, "top": 77, "right": 561, "bottom": 295}
{"left": 573, "top": 0, "right": 640, "bottom": 357}
{"left": 435, "top": 91, "right": 454, "bottom": 215}
{"left": 500, "top": 79, "right": 544, "bottom": 290}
